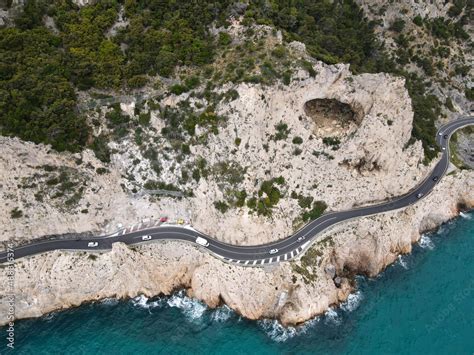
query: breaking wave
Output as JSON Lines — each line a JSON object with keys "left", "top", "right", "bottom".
{"left": 324, "top": 307, "right": 341, "bottom": 325}
{"left": 131, "top": 295, "right": 164, "bottom": 310}
{"left": 418, "top": 235, "right": 435, "bottom": 250}
{"left": 460, "top": 211, "right": 472, "bottom": 220}
{"left": 130, "top": 291, "right": 235, "bottom": 324}
{"left": 100, "top": 298, "right": 119, "bottom": 306}
{"left": 210, "top": 305, "right": 233, "bottom": 322}
{"left": 397, "top": 255, "right": 408, "bottom": 269}
{"left": 258, "top": 317, "right": 319, "bottom": 342}
{"left": 42, "top": 311, "right": 58, "bottom": 322}
{"left": 341, "top": 291, "right": 363, "bottom": 313}
{"left": 167, "top": 291, "right": 207, "bottom": 321}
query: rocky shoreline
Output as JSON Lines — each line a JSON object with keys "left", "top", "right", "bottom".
{"left": 1, "top": 27, "right": 472, "bottom": 327}
{"left": 1, "top": 168, "right": 472, "bottom": 327}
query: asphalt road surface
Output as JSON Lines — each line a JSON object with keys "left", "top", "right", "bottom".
{"left": 1, "top": 116, "right": 473, "bottom": 266}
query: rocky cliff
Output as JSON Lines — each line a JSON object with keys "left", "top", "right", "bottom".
{"left": 1, "top": 168, "right": 472, "bottom": 325}
{"left": 1, "top": 51, "right": 473, "bottom": 325}
{"left": 0, "top": 6, "right": 472, "bottom": 326}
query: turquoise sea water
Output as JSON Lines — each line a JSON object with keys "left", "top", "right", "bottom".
{"left": 4, "top": 211, "right": 474, "bottom": 354}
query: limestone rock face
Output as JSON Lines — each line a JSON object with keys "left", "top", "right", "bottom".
{"left": 0, "top": 60, "right": 428, "bottom": 248}
{"left": 0, "top": 170, "right": 472, "bottom": 326}
{"left": 0, "top": 36, "right": 472, "bottom": 326}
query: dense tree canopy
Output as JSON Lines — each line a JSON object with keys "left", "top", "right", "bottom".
{"left": 0, "top": 0, "right": 459, "bottom": 161}
{"left": 0, "top": 27, "right": 88, "bottom": 151}
{"left": 244, "top": 0, "right": 389, "bottom": 73}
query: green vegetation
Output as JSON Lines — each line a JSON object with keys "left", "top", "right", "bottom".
{"left": 96, "top": 167, "right": 108, "bottom": 175}
{"left": 143, "top": 180, "right": 180, "bottom": 192}
{"left": 214, "top": 200, "right": 230, "bottom": 213}
{"left": 291, "top": 191, "right": 327, "bottom": 222}
{"left": 445, "top": 97, "right": 455, "bottom": 112}
{"left": 160, "top": 101, "right": 226, "bottom": 152}
{"left": 247, "top": 177, "right": 285, "bottom": 216}
{"left": 273, "top": 122, "right": 291, "bottom": 141}
{"left": 426, "top": 17, "right": 469, "bottom": 41}
{"left": 291, "top": 245, "right": 327, "bottom": 284}
{"left": 292, "top": 136, "right": 303, "bottom": 145}
{"left": 10, "top": 207, "right": 23, "bottom": 219}
{"left": 413, "top": 15, "right": 423, "bottom": 27}
{"left": 0, "top": 27, "right": 89, "bottom": 152}
{"left": 404, "top": 73, "right": 441, "bottom": 163}
{"left": 26, "top": 166, "right": 85, "bottom": 209}
{"left": 244, "top": 0, "right": 387, "bottom": 73}
{"left": 302, "top": 201, "right": 327, "bottom": 222}
{"left": 216, "top": 189, "right": 248, "bottom": 211}
{"left": 1, "top": 0, "right": 468, "bottom": 165}
{"left": 291, "top": 191, "right": 314, "bottom": 209}
{"left": 212, "top": 160, "right": 246, "bottom": 186}
{"left": 312, "top": 150, "right": 334, "bottom": 160}
{"left": 391, "top": 18, "right": 406, "bottom": 33}
{"left": 322, "top": 136, "right": 341, "bottom": 150}
{"left": 447, "top": 0, "right": 467, "bottom": 17}
{"left": 449, "top": 128, "right": 473, "bottom": 170}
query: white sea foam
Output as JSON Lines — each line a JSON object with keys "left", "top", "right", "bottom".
{"left": 131, "top": 295, "right": 150, "bottom": 308}
{"left": 258, "top": 317, "right": 319, "bottom": 342}
{"left": 100, "top": 298, "right": 119, "bottom": 306}
{"left": 167, "top": 291, "right": 207, "bottom": 321}
{"left": 418, "top": 234, "right": 435, "bottom": 250}
{"left": 341, "top": 291, "right": 363, "bottom": 313}
{"left": 210, "top": 305, "right": 233, "bottom": 322}
{"left": 259, "top": 319, "right": 298, "bottom": 342}
{"left": 398, "top": 255, "right": 408, "bottom": 269}
{"left": 131, "top": 295, "right": 164, "bottom": 310}
{"left": 324, "top": 307, "right": 341, "bottom": 325}
{"left": 43, "top": 311, "right": 58, "bottom": 322}
{"left": 460, "top": 211, "right": 472, "bottom": 220}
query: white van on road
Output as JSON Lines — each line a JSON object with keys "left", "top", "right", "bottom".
{"left": 196, "top": 237, "right": 209, "bottom": 247}
{"left": 87, "top": 242, "right": 98, "bottom": 247}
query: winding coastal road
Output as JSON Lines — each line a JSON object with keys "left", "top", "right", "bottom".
{"left": 1, "top": 117, "right": 473, "bottom": 266}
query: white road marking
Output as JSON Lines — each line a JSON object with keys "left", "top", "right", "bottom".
{"left": 302, "top": 217, "right": 338, "bottom": 238}
{"left": 277, "top": 256, "right": 280, "bottom": 262}
{"left": 9, "top": 120, "right": 474, "bottom": 268}
{"left": 290, "top": 251, "right": 294, "bottom": 258}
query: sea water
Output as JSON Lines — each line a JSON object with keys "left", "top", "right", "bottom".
{"left": 4, "top": 211, "right": 473, "bottom": 354}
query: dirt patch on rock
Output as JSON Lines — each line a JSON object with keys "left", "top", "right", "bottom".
{"left": 304, "top": 98, "right": 359, "bottom": 137}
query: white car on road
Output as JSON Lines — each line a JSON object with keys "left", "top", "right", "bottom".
{"left": 142, "top": 235, "right": 152, "bottom": 241}
{"left": 297, "top": 236, "right": 305, "bottom": 242}
{"left": 196, "top": 237, "right": 209, "bottom": 247}
{"left": 269, "top": 248, "right": 279, "bottom": 254}
{"left": 87, "top": 242, "right": 98, "bottom": 247}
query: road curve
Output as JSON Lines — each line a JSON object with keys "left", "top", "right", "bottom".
{"left": 1, "top": 116, "right": 473, "bottom": 266}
